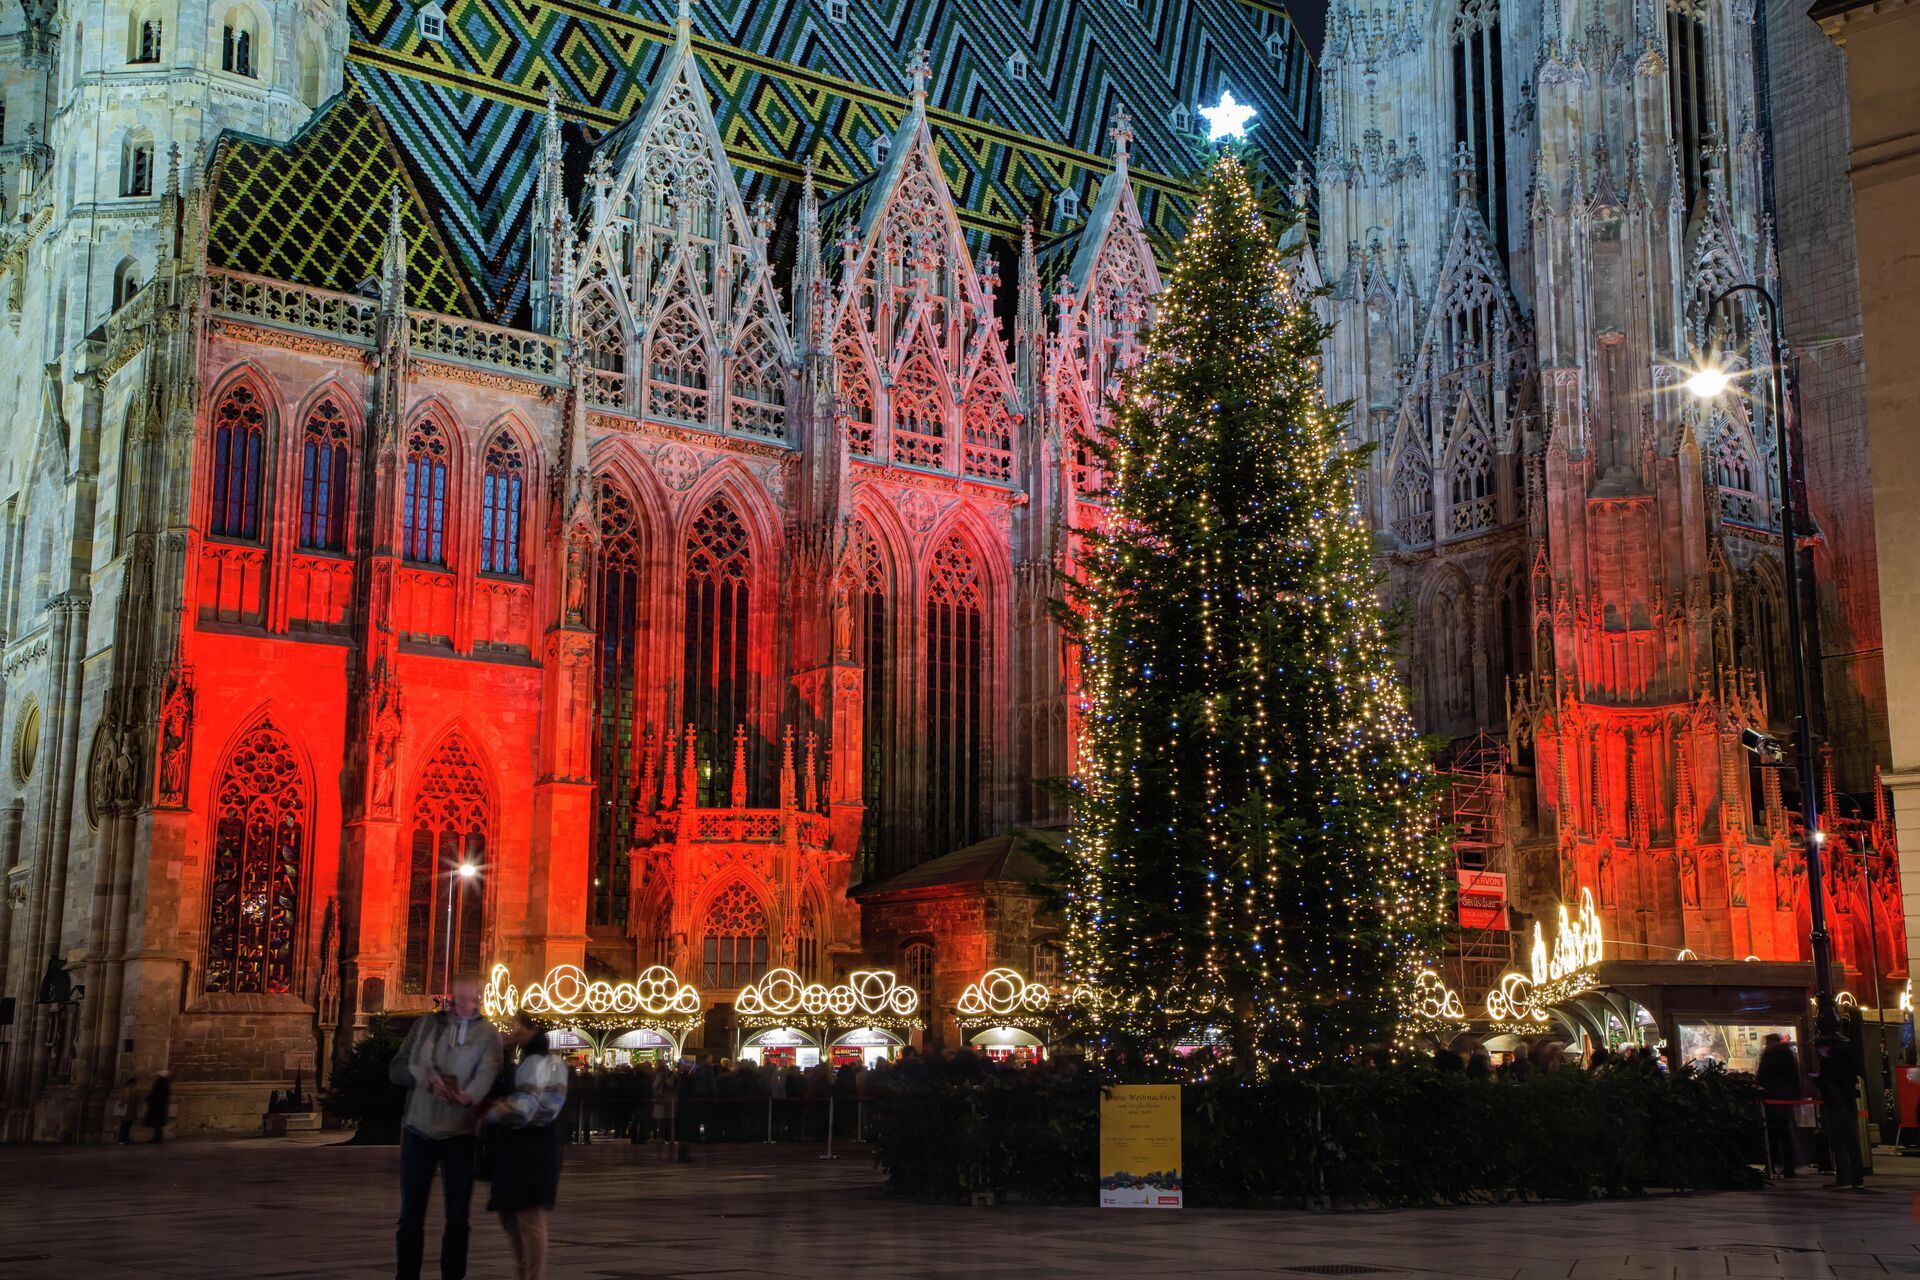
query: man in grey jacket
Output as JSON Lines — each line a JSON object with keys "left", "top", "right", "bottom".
{"left": 390, "top": 973, "right": 502, "bottom": 1280}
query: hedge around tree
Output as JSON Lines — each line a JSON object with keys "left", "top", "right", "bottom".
{"left": 320, "top": 1015, "right": 408, "bottom": 1144}
{"left": 868, "top": 1064, "right": 1765, "bottom": 1208}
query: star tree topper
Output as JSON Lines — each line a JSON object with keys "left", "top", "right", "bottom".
{"left": 1200, "top": 89, "right": 1257, "bottom": 140}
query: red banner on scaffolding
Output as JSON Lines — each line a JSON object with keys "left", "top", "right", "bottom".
{"left": 1456, "top": 869, "right": 1507, "bottom": 932}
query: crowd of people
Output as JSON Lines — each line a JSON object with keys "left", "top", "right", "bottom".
{"left": 559, "top": 1043, "right": 1073, "bottom": 1145}
{"left": 1430, "top": 1030, "right": 1869, "bottom": 1192}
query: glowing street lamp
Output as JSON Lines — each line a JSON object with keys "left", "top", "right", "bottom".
{"left": 1687, "top": 283, "right": 1838, "bottom": 1036}
{"left": 1683, "top": 363, "right": 1731, "bottom": 400}
{"left": 445, "top": 862, "right": 479, "bottom": 997}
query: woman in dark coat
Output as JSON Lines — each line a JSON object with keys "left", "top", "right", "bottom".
{"left": 483, "top": 1012, "right": 568, "bottom": 1280}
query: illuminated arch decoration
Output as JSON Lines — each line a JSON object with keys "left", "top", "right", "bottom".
{"left": 733, "top": 966, "right": 920, "bottom": 1030}
{"left": 956, "top": 967, "right": 1052, "bottom": 1019}
{"left": 484, "top": 962, "right": 702, "bottom": 1026}
{"left": 1409, "top": 970, "right": 1466, "bottom": 1024}
{"left": 1483, "top": 887, "right": 1605, "bottom": 1027}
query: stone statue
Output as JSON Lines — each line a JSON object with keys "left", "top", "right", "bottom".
{"left": 156, "top": 673, "right": 193, "bottom": 805}
{"left": 831, "top": 581, "right": 854, "bottom": 659}
{"left": 564, "top": 527, "right": 590, "bottom": 625}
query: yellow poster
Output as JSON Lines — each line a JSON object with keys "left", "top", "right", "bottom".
{"left": 1099, "top": 1084, "right": 1183, "bottom": 1208}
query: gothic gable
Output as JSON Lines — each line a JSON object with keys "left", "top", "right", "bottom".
{"left": 569, "top": 15, "right": 793, "bottom": 437}
{"left": 828, "top": 70, "right": 1021, "bottom": 486}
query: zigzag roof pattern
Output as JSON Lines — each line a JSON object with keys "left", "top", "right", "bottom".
{"left": 208, "top": 83, "right": 480, "bottom": 318}
{"left": 340, "top": 0, "right": 1318, "bottom": 323}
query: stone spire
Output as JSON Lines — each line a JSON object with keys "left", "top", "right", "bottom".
{"left": 906, "top": 46, "right": 932, "bottom": 101}
{"left": 532, "top": 88, "right": 569, "bottom": 336}
{"left": 795, "top": 159, "right": 821, "bottom": 354}
{"left": 379, "top": 185, "right": 408, "bottom": 314}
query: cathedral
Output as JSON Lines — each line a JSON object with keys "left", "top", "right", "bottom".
{"left": 0, "top": 0, "right": 1902, "bottom": 1141}
{"left": 1315, "top": 0, "right": 1903, "bottom": 996}
{"left": 0, "top": 0, "right": 1312, "bottom": 1136}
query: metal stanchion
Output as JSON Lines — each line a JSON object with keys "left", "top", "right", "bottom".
{"left": 820, "top": 1094, "right": 838, "bottom": 1160}
{"left": 764, "top": 1094, "right": 776, "bottom": 1144}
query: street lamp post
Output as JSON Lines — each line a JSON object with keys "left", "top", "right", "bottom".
{"left": 445, "top": 862, "right": 478, "bottom": 996}
{"left": 1687, "top": 281, "right": 1839, "bottom": 1037}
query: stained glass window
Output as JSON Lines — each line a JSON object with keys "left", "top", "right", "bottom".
{"left": 925, "top": 537, "right": 983, "bottom": 856}
{"left": 684, "top": 498, "right": 752, "bottom": 805}
{"left": 593, "top": 480, "right": 642, "bottom": 927}
{"left": 299, "top": 397, "right": 350, "bottom": 551}
{"left": 402, "top": 734, "right": 491, "bottom": 995}
{"left": 701, "top": 881, "right": 768, "bottom": 988}
{"left": 209, "top": 382, "right": 265, "bottom": 540}
{"left": 205, "top": 720, "right": 306, "bottom": 995}
{"left": 849, "top": 522, "right": 893, "bottom": 874}
{"left": 479, "top": 431, "right": 525, "bottom": 576}
{"left": 402, "top": 417, "right": 451, "bottom": 566}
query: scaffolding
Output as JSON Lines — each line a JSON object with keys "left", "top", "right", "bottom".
{"left": 1440, "top": 733, "right": 1516, "bottom": 1003}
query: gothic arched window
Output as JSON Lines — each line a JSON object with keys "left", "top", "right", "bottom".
{"left": 904, "top": 940, "right": 935, "bottom": 1009}
{"left": 1451, "top": 0, "right": 1507, "bottom": 248}
{"left": 120, "top": 134, "right": 154, "bottom": 197}
{"left": 962, "top": 376, "right": 1016, "bottom": 483}
{"left": 205, "top": 720, "right": 306, "bottom": 995}
{"left": 592, "top": 480, "right": 643, "bottom": 927}
{"left": 130, "top": 12, "right": 162, "bottom": 63}
{"left": 402, "top": 416, "right": 451, "bottom": 566}
{"left": 925, "top": 536, "right": 984, "bottom": 855}
{"left": 794, "top": 895, "right": 821, "bottom": 981}
{"left": 701, "top": 881, "right": 768, "bottom": 988}
{"left": 209, "top": 382, "right": 266, "bottom": 541}
{"left": 111, "top": 257, "right": 143, "bottom": 311}
{"left": 891, "top": 354, "right": 947, "bottom": 470}
{"left": 1388, "top": 448, "right": 1432, "bottom": 546}
{"left": 403, "top": 734, "right": 492, "bottom": 995}
{"left": 299, "top": 397, "right": 351, "bottom": 552}
{"left": 221, "top": 9, "right": 257, "bottom": 76}
{"left": 849, "top": 522, "right": 892, "bottom": 873}
{"left": 839, "top": 344, "right": 876, "bottom": 457}
{"left": 479, "top": 431, "right": 525, "bottom": 577}
{"left": 1449, "top": 431, "right": 1494, "bottom": 535}
{"left": 647, "top": 304, "right": 709, "bottom": 424}
{"left": 729, "top": 323, "right": 785, "bottom": 439}
{"left": 684, "top": 498, "right": 752, "bottom": 804}
{"left": 1667, "top": 0, "right": 1714, "bottom": 213}
{"left": 580, "top": 285, "right": 626, "bottom": 375}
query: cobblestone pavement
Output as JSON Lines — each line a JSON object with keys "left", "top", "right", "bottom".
{"left": 0, "top": 1135, "right": 1915, "bottom": 1279}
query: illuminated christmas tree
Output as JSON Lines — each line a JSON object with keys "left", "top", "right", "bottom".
{"left": 1063, "top": 150, "right": 1448, "bottom": 1072}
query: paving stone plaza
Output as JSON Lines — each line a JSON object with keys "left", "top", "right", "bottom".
{"left": 0, "top": 1136, "right": 1916, "bottom": 1280}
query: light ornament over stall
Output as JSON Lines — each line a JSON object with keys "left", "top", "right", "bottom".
{"left": 1410, "top": 969, "right": 1466, "bottom": 1023}
{"left": 1533, "top": 887, "right": 1605, "bottom": 993}
{"left": 1483, "top": 888, "right": 1606, "bottom": 1028}
{"left": 956, "top": 967, "right": 1054, "bottom": 1019}
{"left": 484, "top": 963, "right": 702, "bottom": 1021}
{"left": 734, "top": 967, "right": 920, "bottom": 1020}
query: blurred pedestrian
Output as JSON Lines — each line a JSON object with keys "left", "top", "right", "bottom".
{"left": 142, "top": 1070, "right": 171, "bottom": 1143}
{"left": 484, "top": 1011, "right": 568, "bottom": 1280}
{"left": 390, "top": 973, "right": 502, "bottom": 1280}
{"left": 1812, "top": 1033, "right": 1865, "bottom": 1190}
{"left": 1757, "top": 1033, "right": 1802, "bottom": 1178}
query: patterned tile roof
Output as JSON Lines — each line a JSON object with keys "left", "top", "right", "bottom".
{"left": 231, "top": 0, "right": 1318, "bottom": 323}
{"left": 207, "top": 83, "right": 481, "bottom": 318}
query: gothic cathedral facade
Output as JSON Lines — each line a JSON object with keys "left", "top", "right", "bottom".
{"left": 0, "top": 0, "right": 1300, "bottom": 1135}
{"left": 1318, "top": 0, "right": 1901, "bottom": 984}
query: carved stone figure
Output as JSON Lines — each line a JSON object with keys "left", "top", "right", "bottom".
{"left": 156, "top": 671, "right": 194, "bottom": 806}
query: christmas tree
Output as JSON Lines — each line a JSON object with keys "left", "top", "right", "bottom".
{"left": 1062, "top": 151, "right": 1448, "bottom": 1072}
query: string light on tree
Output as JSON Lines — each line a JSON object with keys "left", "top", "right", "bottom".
{"left": 1059, "top": 149, "right": 1449, "bottom": 1076}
